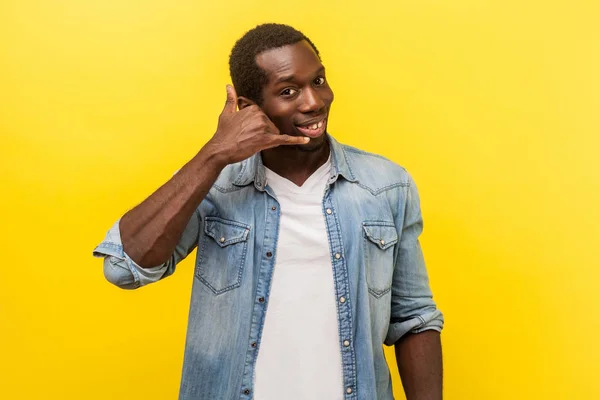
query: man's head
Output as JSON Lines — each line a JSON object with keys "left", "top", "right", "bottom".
{"left": 229, "top": 23, "right": 321, "bottom": 105}
{"left": 229, "top": 23, "right": 333, "bottom": 151}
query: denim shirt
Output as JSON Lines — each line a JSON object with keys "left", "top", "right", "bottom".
{"left": 93, "top": 135, "right": 444, "bottom": 400}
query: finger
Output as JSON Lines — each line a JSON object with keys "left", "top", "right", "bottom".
{"left": 263, "top": 119, "right": 280, "bottom": 136}
{"left": 268, "top": 135, "right": 310, "bottom": 147}
{"left": 261, "top": 114, "right": 281, "bottom": 135}
{"left": 222, "top": 84, "right": 238, "bottom": 114}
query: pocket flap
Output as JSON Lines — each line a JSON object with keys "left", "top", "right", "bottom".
{"left": 204, "top": 217, "right": 250, "bottom": 247}
{"left": 362, "top": 222, "right": 398, "bottom": 250}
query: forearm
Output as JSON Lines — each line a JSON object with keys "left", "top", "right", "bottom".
{"left": 395, "top": 330, "right": 443, "bottom": 400}
{"left": 120, "top": 143, "right": 226, "bottom": 268}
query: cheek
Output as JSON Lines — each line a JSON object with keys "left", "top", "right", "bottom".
{"left": 268, "top": 106, "right": 295, "bottom": 124}
{"left": 270, "top": 113, "right": 295, "bottom": 134}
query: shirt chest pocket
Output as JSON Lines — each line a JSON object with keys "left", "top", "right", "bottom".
{"left": 362, "top": 222, "right": 398, "bottom": 298}
{"left": 195, "top": 217, "right": 251, "bottom": 295}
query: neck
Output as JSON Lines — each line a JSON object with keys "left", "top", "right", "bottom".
{"left": 261, "top": 139, "right": 330, "bottom": 187}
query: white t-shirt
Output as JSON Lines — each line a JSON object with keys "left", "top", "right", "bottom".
{"left": 253, "top": 156, "right": 343, "bottom": 400}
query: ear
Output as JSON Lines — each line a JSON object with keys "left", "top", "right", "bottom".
{"left": 238, "top": 96, "right": 257, "bottom": 110}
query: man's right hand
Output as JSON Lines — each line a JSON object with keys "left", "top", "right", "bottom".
{"left": 206, "top": 85, "right": 309, "bottom": 166}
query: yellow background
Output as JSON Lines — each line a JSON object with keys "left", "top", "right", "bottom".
{"left": 1, "top": 0, "right": 599, "bottom": 399}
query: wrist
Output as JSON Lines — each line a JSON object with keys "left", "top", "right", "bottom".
{"left": 197, "top": 140, "right": 229, "bottom": 171}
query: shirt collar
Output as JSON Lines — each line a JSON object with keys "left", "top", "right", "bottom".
{"left": 232, "top": 134, "right": 357, "bottom": 191}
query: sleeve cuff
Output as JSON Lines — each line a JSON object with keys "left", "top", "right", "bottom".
{"left": 93, "top": 220, "right": 168, "bottom": 288}
{"left": 384, "top": 309, "right": 444, "bottom": 346}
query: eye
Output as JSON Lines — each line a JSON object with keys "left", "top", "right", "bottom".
{"left": 280, "top": 88, "right": 298, "bottom": 97}
{"left": 314, "top": 76, "right": 326, "bottom": 85}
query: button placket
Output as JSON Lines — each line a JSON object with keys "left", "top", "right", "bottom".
{"left": 240, "top": 197, "right": 280, "bottom": 396}
{"left": 322, "top": 194, "right": 357, "bottom": 398}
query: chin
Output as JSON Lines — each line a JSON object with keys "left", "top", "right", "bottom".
{"left": 296, "top": 133, "right": 328, "bottom": 152}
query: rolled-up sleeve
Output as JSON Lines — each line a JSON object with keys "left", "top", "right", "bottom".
{"left": 385, "top": 174, "right": 444, "bottom": 346}
{"left": 93, "top": 211, "right": 200, "bottom": 289}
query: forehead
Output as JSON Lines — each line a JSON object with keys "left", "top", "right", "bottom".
{"left": 256, "top": 40, "right": 322, "bottom": 84}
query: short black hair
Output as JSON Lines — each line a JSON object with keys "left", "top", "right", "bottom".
{"left": 229, "top": 23, "right": 320, "bottom": 105}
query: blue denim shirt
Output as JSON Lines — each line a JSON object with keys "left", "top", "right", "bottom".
{"left": 93, "top": 135, "right": 443, "bottom": 400}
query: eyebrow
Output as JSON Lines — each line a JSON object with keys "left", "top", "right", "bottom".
{"left": 273, "top": 66, "right": 326, "bottom": 85}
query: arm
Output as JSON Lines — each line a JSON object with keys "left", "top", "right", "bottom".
{"left": 385, "top": 172, "right": 444, "bottom": 399}
{"left": 118, "top": 144, "right": 223, "bottom": 268}
{"left": 395, "top": 330, "right": 442, "bottom": 400}
{"left": 93, "top": 214, "right": 199, "bottom": 289}
{"left": 115, "top": 85, "right": 309, "bottom": 268}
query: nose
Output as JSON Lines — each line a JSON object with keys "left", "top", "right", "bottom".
{"left": 298, "top": 87, "right": 325, "bottom": 113}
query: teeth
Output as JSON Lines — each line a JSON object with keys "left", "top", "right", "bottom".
{"left": 299, "top": 119, "right": 325, "bottom": 130}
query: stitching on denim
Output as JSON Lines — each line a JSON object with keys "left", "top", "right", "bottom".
{"left": 234, "top": 234, "right": 248, "bottom": 293}
{"left": 97, "top": 242, "right": 122, "bottom": 249}
{"left": 362, "top": 221, "right": 397, "bottom": 298}
{"left": 203, "top": 218, "right": 250, "bottom": 247}
{"left": 323, "top": 189, "right": 358, "bottom": 396}
{"left": 204, "top": 216, "right": 251, "bottom": 230}
{"left": 195, "top": 231, "right": 208, "bottom": 285}
{"left": 364, "top": 235, "right": 394, "bottom": 299}
{"left": 368, "top": 286, "right": 392, "bottom": 298}
{"left": 126, "top": 256, "right": 141, "bottom": 285}
{"left": 95, "top": 242, "right": 123, "bottom": 254}
{"left": 246, "top": 193, "right": 277, "bottom": 390}
{"left": 233, "top": 159, "right": 248, "bottom": 185}
{"left": 340, "top": 146, "right": 357, "bottom": 181}
{"left": 355, "top": 181, "right": 410, "bottom": 196}
{"left": 362, "top": 220, "right": 395, "bottom": 227}
{"left": 323, "top": 192, "right": 347, "bottom": 388}
{"left": 213, "top": 184, "right": 245, "bottom": 193}
{"left": 195, "top": 224, "right": 247, "bottom": 295}
{"left": 362, "top": 223, "right": 399, "bottom": 250}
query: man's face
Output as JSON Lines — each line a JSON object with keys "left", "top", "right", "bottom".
{"left": 255, "top": 40, "right": 334, "bottom": 151}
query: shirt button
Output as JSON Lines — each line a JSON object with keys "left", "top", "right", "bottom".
{"left": 346, "top": 387, "right": 353, "bottom": 394}
{"left": 326, "top": 208, "right": 332, "bottom": 215}
{"left": 335, "top": 253, "right": 341, "bottom": 260}
{"left": 343, "top": 340, "right": 350, "bottom": 347}
{"left": 266, "top": 251, "right": 273, "bottom": 258}
{"left": 339, "top": 296, "right": 346, "bottom": 303}
{"left": 243, "top": 389, "right": 251, "bottom": 395}
{"left": 380, "top": 239, "right": 385, "bottom": 245}
{"left": 220, "top": 237, "right": 225, "bottom": 243}
{"left": 271, "top": 206, "right": 277, "bottom": 211}
{"left": 258, "top": 297, "right": 265, "bottom": 303}
{"left": 251, "top": 342, "right": 257, "bottom": 348}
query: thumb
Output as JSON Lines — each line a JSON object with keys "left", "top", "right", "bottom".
{"left": 222, "top": 84, "right": 238, "bottom": 114}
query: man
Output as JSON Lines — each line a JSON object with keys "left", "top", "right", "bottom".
{"left": 94, "top": 23, "right": 444, "bottom": 400}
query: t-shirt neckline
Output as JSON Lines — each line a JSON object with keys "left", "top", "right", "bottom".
{"left": 264, "top": 154, "right": 332, "bottom": 195}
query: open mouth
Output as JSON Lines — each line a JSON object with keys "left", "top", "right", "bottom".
{"left": 295, "top": 117, "right": 327, "bottom": 138}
